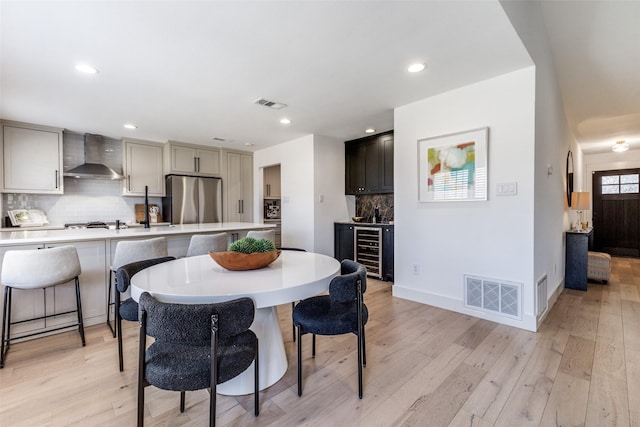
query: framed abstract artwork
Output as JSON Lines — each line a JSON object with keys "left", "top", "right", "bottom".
{"left": 418, "top": 127, "right": 488, "bottom": 202}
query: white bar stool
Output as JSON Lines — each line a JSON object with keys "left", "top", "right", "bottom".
{"left": 186, "top": 232, "right": 228, "bottom": 257}
{"left": 1, "top": 245, "right": 84, "bottom": 368}
{"left": 247, "top": 230, "right": 275, "bottom": 243}
{"left": 106, "top": 237, "right": 168, "bottom": 337}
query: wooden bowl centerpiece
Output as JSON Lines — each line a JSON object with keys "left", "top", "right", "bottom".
{"left": 209, "top": 237, "right": 280, "bottom": 271}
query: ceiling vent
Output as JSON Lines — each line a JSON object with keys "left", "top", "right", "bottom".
{"left": 254, "top": 98, "right": 287, "bottom": 110}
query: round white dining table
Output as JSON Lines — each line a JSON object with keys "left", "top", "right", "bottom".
{"left": 130, "top": 250, "right": 340, "bottom": 395}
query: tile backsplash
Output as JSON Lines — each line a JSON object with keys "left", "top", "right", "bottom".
{"left": 355, "top": 194, "right": 393, "bottom": 223}
{"left": 2, "top": 179, "right": 160, "bottom": 226}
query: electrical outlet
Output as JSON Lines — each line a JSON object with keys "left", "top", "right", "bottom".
{"left": 412, "top": 264, "right": 420, "bottom": 275}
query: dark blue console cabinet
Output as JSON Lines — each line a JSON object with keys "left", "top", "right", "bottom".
{"left": 565, "top": 228, "right": 593, "bottom": 291}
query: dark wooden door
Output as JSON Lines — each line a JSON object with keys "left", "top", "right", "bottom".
{"left": 380, "top": 135, "right": 394, "bottom": 193}
{"left": 363, "top": 139, "right": 380, "bottom": 192}
{"left": 592, "top": 169, "right": 640, "bottom": 257}
{"left": 345, "top": 142, "right": 365, "bottom": 194}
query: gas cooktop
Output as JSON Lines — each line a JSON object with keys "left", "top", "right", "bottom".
{"left": 64, "top": 221, "right": 123, "bottom": 230}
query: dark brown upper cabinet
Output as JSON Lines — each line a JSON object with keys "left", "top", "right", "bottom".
{"left": 345, "top": 131, "right": 393, "bottom": 195}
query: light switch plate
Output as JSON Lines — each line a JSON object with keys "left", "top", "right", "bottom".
{"left": 496, "top": 182, "right": 517, "bottom": 196}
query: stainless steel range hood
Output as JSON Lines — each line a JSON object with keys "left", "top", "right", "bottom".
{"left": 64, "top": 133, "right": 124, "bottom": 180}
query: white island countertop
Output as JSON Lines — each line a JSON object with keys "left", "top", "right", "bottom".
{"left": 0, "top": 222, "right": 275, "bottom": 246}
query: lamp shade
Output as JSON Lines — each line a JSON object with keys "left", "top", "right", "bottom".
{"left": 571, "top": 191, "right": 590, "bottom": 210}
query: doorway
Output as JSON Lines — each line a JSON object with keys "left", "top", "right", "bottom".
{"left": 592, "top": 169, "right": 640, "bottom": 257}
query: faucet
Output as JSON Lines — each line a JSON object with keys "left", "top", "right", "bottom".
{"left": 142, "top": 185, "right": 150, "bottom": 229}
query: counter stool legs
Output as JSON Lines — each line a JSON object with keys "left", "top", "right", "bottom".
{"left": 1, "top": 279, "right": 85, "bottom": 367}
{"left": 1, "top": 286, "right": 12, "bottom": 368}
{"left": 75, "top": 277, "right": 86, "bottom": 346}
{"left": 116, "top": 288, "right": 124, "bottom": 371}
{"left": 106, "top": 270, "right": 116, "bottom": 338}
{"left": 1, "top": 245, "right": 85, "bottom": 368}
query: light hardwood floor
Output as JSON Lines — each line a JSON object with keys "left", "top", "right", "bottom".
{"left": 1, "top": 257, "right": 639, "bottom": 426}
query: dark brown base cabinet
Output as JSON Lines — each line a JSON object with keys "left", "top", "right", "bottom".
{"left": 382, "top": 225, "right": 394, "bottom": 281}
{"left": 565, "top": 228, "right": 593, "bottom": 291}
{"left": 334, "top": 223, "right": 394, "bottom": 282}
{"left": 334, "top": 223, "right": 355, "bottom": 261}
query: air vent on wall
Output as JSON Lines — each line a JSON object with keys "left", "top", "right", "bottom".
{"left": 254, "top": 98, "right": 288, "bottom": 110}
{"left": 536, "top": 274, "right": 548, "bottom": 318}
{"left": 464, "top": 274, "right": 522, "bottom": 320}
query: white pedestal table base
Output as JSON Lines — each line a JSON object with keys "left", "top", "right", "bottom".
{"left": 217, "top": 306, "right": 287, "bottom": 395}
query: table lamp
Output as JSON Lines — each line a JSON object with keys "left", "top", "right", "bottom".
{"left": 571, "top": 191, "right": 590, "bottom": 230}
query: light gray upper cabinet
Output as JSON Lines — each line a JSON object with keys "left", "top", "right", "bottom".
{"left": 222, "top": 149, "right": 253, "bottom": 222}
{"left": 2, "top": 121, "right": 64, "bottom": 194}
{"left": 165, "top": 141, "right": 221, "bottom": 176}
{"left": 264, "top": 164, "right": 281, "bottom": 198}
{"left": 122, "top": 138, "right": 165, "bottom": 196}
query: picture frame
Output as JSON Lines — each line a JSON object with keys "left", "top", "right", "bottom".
{"left": 418, "top": 127, "right": 488, "bottom": 202}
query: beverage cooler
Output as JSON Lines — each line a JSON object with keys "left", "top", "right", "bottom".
{"left": 354, "top": 226, "right": 382, "bottom": 278}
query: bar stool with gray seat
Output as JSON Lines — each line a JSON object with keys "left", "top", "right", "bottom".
{"left": 106, "top": 237, "right": 168, "bottom": 337}
{"left": 115, "top": 256, "right": 175, "bottom": 371}
{"left": 186, "top": 232, "right": 228, "bottom": 257}
{"left": 1, "top": 245, "right": 85, "bottom": 368}
{"left": 246, "top": 229, "right": 275, "bottom": 243}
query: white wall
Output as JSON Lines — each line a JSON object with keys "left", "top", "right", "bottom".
{"left": 254, "top": 134, "right": 348, "bottom": 255}
{"left": 254, "top": 135, "right": 315, "bottom": 250}
{"left": 393, "top": 67, "right": 538, "bottom": 331}
{"left": 313, "top": 134, "right": 349, "bottom": 255}
{"left": 501, "top": 0, "right": 581, "bottom": 323}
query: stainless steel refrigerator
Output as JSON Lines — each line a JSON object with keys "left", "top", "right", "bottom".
{"left": 163, "top": 175, "right": 223, "bottom": 224}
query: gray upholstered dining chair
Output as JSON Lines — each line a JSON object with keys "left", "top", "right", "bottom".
{"left": 1, "top": 245, "right": 85, "bottom": 368}
{"left": 137, "top": 292, "right": 259, "bottom": 427}
{"left": 114, "top": 256, "right": 175, "bottom": 371}
{"left": 107, "top": 237, "right": 168, "bottom": 337}
{"left": 186, "top": 233, "right": 228, "bottom": 257}
{"left": 293, "top": 259, "right": 368, "bottom": 398}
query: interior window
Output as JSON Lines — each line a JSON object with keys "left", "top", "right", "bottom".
{"left": 601, "top": 174, "right": 639, "bottom": 194}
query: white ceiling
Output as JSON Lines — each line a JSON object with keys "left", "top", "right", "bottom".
{"left": 1, "top": 1, "right": 637, "bottom": 154}
{"left": 540, "top": 0, "right": 640, "bottom": 154}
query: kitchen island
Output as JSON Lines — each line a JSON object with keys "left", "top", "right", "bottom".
{"left": 0, "top": 222, "right": 275, "bottom": 340}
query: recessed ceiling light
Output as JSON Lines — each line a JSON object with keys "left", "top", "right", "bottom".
{"left": 123, "top": 123, "right": 137, "bottom": 130}
{"left": 280, "top": 118, "right": 291, "bottom": 125}
{"left": 612, "top": 140, "right": 629, "bottom": 152}
{"left": 365, "top": 128, "right": 376, "bottom": 134}
{"left": 244, "top": 143, "right": 254, "bottom": 146}
{"left": 407, "top": 63, "right": 425, "bottom": 73}
{"left": 75, "top": 63, "right": 99, "bottom": 74}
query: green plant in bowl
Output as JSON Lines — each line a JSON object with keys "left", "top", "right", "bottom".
{"left": 228, "top": 237, "right": 276, "bottom": 253}
{"left": 211, "top": 237, "right": 279, "bottom": 271}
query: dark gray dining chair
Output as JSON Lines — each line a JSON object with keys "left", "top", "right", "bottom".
{"left": 114, "top": 256, "right": 175, "bottom": 371}
{"left": 293, "top": 259, "right": 368, "bottom": 398}
{"left": 137, "top": 292, "right": 259, "bottom": 426}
